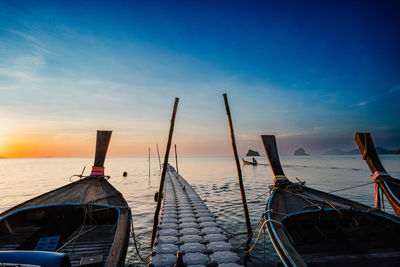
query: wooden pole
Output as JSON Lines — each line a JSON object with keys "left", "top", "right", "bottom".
{"left": 174, "top": 144, "right": 179, "bottom": 173}
{"left": 150, "top": 97, "right": 179, "bottom": 248}
{"left": 148, "top": 147, "right": 151, "bottom": 177}
{"left": 156, "top": 143, "right": 162, "bottom": 171}
{"left": 222, "top": 93, "right": 252, "bottom": 246}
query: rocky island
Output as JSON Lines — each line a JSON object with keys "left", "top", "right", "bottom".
{"left": 294, "top": 147, "right": 309, "bottom": 156}
{"left": 246, "top": 149, "right": 260, "bottom": 156}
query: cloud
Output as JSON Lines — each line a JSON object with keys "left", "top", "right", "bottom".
{"left": 349, "top": 98, "right": 374, "bottom": 107}
{"left": 6, "top": 29, "right": 49, "bottom": 55}
{"left": 0, "top": 67, "right": 36, "bottom": 80}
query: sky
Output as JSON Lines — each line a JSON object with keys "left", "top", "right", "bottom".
{"left": 0, "top": 0, "right": 399, "bottom": 158}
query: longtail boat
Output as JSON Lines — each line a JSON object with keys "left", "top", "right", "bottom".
{"left": 0, "top": 131, "right": 131, "bottom": 267}
{"left": 242, "top": 157, "right": 258, "bottom": 166}
{"left": 355, "top": 132, "right": 400, "bottom": 215}
{"left": 261, "top": 135, "right": 400, "bottom": 266}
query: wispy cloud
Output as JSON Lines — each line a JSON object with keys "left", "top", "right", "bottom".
{"left": 349, "top": 99, "right": 374, "bottom": 107}
{"left": 6, "top": 29, "right": 49, "bottom": 56}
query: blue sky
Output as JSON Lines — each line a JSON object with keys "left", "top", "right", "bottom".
{"left": 0, "top": 0, "right": 399, "bottom": 157}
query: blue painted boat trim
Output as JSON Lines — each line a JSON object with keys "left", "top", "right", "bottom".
{"left": 280, "top": 207, "right": 340, "bottom": 222}
{"left": 267, "top": 190, "right": 299, "bottom": 267}
{"left": 383, "top": 180, "right": 400, "bottom": 205}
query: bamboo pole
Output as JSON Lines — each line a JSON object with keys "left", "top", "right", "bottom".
{"left": 156, "top": 143, "right": 162, "bottom": 171}
{"left": 148, "top": 147, "right": 151, "bottom": 178}
{"left": 150, "top": 97, "right": 179, "bottom": 248}
{"left": 222, "top": 93, "right": 252, "bottom": 246}
{"left": 174, "top": 144, "right": 179, "bottom": 173}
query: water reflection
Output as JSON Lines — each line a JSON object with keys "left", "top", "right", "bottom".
{"left": 0, "top": 155, "right": 399, "bottom": 266}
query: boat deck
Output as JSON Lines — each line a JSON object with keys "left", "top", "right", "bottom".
{"left": 58, "top": 224, "right": 115, "bottom": 266}
{"left": 150, "top": 165, "right": 241, "bottom": 267}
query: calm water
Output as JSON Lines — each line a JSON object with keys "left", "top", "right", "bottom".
{"left": 0, "top": 155, "right": 399, "bottom": 266}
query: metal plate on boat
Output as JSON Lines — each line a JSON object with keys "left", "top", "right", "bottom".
{"left": 80, "top": 254, "right": 103, "bottom": 265}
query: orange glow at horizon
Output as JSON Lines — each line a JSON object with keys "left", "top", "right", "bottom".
{"left": 0, "top": 133, "right": 235, "bottom": 159}
{"left": 0, "top": 132, "right": 209, "bottom": 158}
{"left": 1, "top": 139, "right": 92, "bottom": 158}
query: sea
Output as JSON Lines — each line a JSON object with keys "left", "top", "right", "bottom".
{"left": 0, "top": 155, "right": 399, "bottom": 266}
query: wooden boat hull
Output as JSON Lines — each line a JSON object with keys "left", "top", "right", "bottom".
{"left": 0, "top": 177, "right": 131, "bottom": 267}
{"left": 266, "top": 185, "right": 400, "bottom": 267}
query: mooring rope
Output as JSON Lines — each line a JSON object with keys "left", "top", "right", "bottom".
{"left": 328, "top": 181, "right": 375, "bottom": 193}
{"left": 234, "top": 212, "right": 266, "bottom": 250}
{"left": 130, "top": 218, "right": 152, "bottom": 262}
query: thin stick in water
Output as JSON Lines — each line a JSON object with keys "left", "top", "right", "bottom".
{"left": 175, "top": 144, "right": 179, "bottom": 174}
{"left": 156, "top": 143, "right": 162, "bottom": 171}
{"left": 148, "top": 147, "right": 151, "bottom": 178}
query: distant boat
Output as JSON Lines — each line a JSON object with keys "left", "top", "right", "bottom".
{"left": 355, "top": 132, "right": 400, "bottom": 216}
{"left": 262, "top": 135, "right": 400, "bottom": 266}
{"left": 242, "top": 157, "right": 258, "bottom": 165}
{"left": 0, "top": 131, "right": 131, "bottom": 267}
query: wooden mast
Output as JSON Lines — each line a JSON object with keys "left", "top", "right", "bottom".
{"left": 91, "top": 130, "right": 112, "bottom": 176}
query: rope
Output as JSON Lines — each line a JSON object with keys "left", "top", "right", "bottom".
{"left": 328, "top": 181, "right": 374, "bottom": 193}
{"left": 56, "top": 225, "right": 97, "bottom": 252}
{"left": 234, "top": 215, "right": 264, "bottom": 250}
{"left": 320, "top": 200, "right": 342, "bottom": 217}
{"left": 265, "top": 209, "right": 288, "bottom": 217}
{"left": 130, "top": 217, "right": 151, "bottom": 262}
{"left": 69, "top": 166, "right": 86, "bottom": 182}
{"left": 243, "top": 219, "right": 285, "bottom": 253}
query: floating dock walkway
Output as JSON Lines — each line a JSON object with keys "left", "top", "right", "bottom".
{"left": 150, "top": 164, "right": 241, "bottom": 267}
